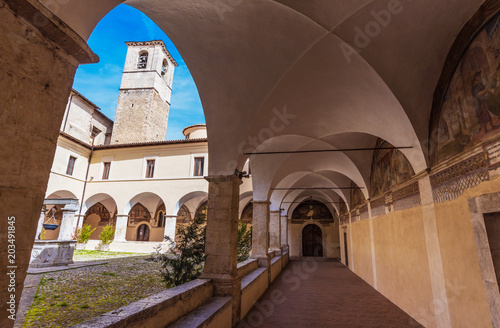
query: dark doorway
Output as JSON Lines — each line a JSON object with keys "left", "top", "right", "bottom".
{"left": 137, "top": 224, "right": 150, "bottom": 241}
{"left": 484, "top": 212, "right": 500, "bottom": 287}
{"left": 302, "top": 224, "right": 323, "bottom": 257}
{"left": 344, "top": 231, "right": 349, "bottom": 266}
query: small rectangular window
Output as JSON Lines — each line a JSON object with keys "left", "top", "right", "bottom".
{"left": 66, "top": 156, "right": 76, "bottom": 175}
{"left": 102, "top": 162, "right": 111, "bottom": 180}
{"left": 194, "top": 157, "right": 204, "bottom": 176}
{"left": 146, "top": 160, "right": 155, "bottom": 178}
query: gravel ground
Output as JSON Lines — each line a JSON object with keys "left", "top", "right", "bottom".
{"left": 23, "top": 252, "right": 165, "bottom": 327}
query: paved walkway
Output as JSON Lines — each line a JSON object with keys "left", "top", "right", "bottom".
{"left": 240, "top": 259, "right": 422, "bottom": 328}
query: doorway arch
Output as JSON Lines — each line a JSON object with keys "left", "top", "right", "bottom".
{"left": 136, "top": 224, "right": 150, "bottom": 241}
{"left": 302, "top": 224, "right": 323, "bottom": 257}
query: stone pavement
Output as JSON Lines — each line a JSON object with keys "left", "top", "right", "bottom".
{"left": 240, "top": 259, "right": 422, "bottom": 328}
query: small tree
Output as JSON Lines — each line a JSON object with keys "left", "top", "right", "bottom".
{"left": 237, "top": 222, "right": 252, "bottom": 262}
{"left": 160, "top": 214, "right": 206, "bottom": 288}
{"left": 99, "top": 223, "right": 115, "bottom": 245}
{"left": 76, "top": 224, "right": 96, "bottom": 244}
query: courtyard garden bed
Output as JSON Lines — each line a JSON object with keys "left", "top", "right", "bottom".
{"left": 23, "top": 254, "right": 165, "bottom": 327}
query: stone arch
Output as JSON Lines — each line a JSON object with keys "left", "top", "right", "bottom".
{"left": 84, "top": 202, "right": 115, "bottom": 240}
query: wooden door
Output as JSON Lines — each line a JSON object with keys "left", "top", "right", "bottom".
{"left": 302, "top": 224, "right": 323, "bottom": 257}
{"left": 137, "top": 224, "right": 150, "bottom": 241}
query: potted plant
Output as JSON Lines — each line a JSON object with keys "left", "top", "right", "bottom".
{"left": 75, "top": 224, "right": 96, "bottom": 250}
{"left": 99, "top": 223, "right": 115, "bottom": 251}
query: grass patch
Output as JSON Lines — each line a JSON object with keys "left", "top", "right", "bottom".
{"left": 23, "top": 256, "right": 165, "bottom": 327}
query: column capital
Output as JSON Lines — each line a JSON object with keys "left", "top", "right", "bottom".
{"left": 253, "top": 200, "right": 271, "bottom": 205}
{"left": 204, "top": 175, "right": 242, "bottom": 185}
{"left": 270, "top": 210, "right": 281, "bottom": 214}
{"left": 116, "top": 214, "right": 129, "bottom": 218}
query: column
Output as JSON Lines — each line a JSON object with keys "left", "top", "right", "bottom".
{"left": 35, "top": 208, "right": 47, "bottom": 240}
{"left": 251, "top": 201, "right": 271, "bottom": 267}
{"left": 164, "top": 215, "right": 178, "bottom": 243}
{"left": 114, "top": 215, "right": 129, "bottom": 242}
{"left": 200, "top": 175, "right": 242, "bottom": 326}
{"left": 280, "top": 213, "right": 288, "bottom": 246}
{"left": 419, "top": 174, "right": 452, "bottom": 328}
{"left": 0, "top": 2, "right": 98, "bottom": 328}
{"left": 269, "top": 210, "right": 281, "bottom": 253}
{"left": 58, "top": 203, "right": 78, "bottom": 240}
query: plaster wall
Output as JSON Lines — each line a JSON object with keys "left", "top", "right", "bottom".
{"left": 90, "top": 144, "right": 208, "bottom": 181}
{"left": 350, "top": 219, "right": 374, "bottom": 286}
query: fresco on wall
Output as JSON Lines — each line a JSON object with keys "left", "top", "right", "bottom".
{"left": 128, "top": 203, "right": 151, "bottom": 225}
{"left": 350, "top": 182, "right": 366, "bottom": 209}
{"left": 370, "top": 139, "right": 414, "bottom": 199}
{"left": 194, "top": 201, "right": 207, "bottom": 220}
{"left": 291, "top": 201, "right": 333, "bottom": 224}
{"left": 434, "top": 12, "right": 500, "bottom": 164}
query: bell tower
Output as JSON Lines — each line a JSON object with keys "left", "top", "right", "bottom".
{"left": 111, "top": 40, "right": 178, "bottom": 144}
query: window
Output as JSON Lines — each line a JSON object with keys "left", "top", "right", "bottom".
{"left": 146, "top": 159, "right": 155, "bottom": 178}
{"left": 102, "top": 162, "right": 111, "bottom": 180}
{"left": 194, "top": 157, "right": 204, "bottom": 176}
{"left": 137, "top": 51, "right": 148, "bottom": 69}
{"left": 66, "top": 156, "right": 76, "bottom": 175}
{"left": 158, "top": 211, "right": 164, "bottom": 228}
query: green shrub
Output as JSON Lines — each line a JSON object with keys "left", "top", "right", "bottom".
{"left": 76, "top": 224, "right": 96, "bottom": 244}
{"left": 237, "top": 222, "right": 252, "bottom": 262}
{"left": 99, "top": 223, "right": 115, "bottom": 245}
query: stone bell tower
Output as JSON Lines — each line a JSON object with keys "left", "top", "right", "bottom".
{"left": 111, "top": 40, "right": 178, "bottom": 144}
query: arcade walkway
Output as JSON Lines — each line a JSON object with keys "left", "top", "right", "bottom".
{"left": 240, "top": 260, "right": 422, "bottom": 328}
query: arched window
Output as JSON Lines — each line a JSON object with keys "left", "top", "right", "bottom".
{"left": 137, "top": 51, "right": 148, "bottom": 69}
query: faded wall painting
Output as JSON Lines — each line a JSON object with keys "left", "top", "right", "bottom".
{"left": 370, "top": 139, "right": 414, "bottom": 199}
{"left": 434, "top": 12, "right": 500, "bottom": 164}
{"left": 194, "top": 201, "right": 207, "bottom": 220}
{"left": 291, "top": 201, "right": 333, "bottom": 225}
{"left": 350, "top": 181, "right": 366, "bottom": 209}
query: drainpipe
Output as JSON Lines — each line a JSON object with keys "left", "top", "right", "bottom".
{"left": 74, "top": 108, "right": 97, "bottom": 238}
{"left": 62, "top": 93, "right": 73, "bottom": 132}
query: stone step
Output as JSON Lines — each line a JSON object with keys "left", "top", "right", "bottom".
{"left": 169, "top": 296, "right": 231, "bottom": 328}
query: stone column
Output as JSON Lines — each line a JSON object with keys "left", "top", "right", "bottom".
{"left": 252, "top": 201, "right": 271, "bottom": 267}
{"left": 280, "top": 214, "right": 288, "bottom": 246}
{"left": 35, "top": 208, "right": 47, "bottom": 240}
{"left": 0, "top": 2, "right": 98, "bottom": 327}
{"left": 269, "top": 210, "right": 281, "bottom": 253}
{"left": 58, "top": 204, "right": 78, "bottom": 240}
{"left": 200, "top": 175, "right": 242, "bottom": 325}
{"left": 419, "top": 174, "right": 452, "bottom": 328}
{"left": 114, "top": 215, "right": 129, "bottom": 242}
{"left": 164, "top": 215, "right": 177, "bottom": 242}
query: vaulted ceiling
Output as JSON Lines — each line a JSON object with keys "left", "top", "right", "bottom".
{"left": 45, "top": 0, "right": 487, "bottom": 212}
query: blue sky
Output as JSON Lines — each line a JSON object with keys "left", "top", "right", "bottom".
{"left": 72, "top": 4, "right": 205, "bottom": 140}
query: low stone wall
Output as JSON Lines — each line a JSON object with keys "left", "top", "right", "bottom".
{"left": 74, "top": 279, "right": 214, "bottom": 328}
{"left": 270, "top": 256, "right": 283, "bottom": 283}
{"left": 241, "top": 267, "right": 269, "bottom": 318}
{"left": 237, "top": 259, "right": 259, "bottom": 279}
{"left": 30, "top": 240, "right": 75, "bottom": 268}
